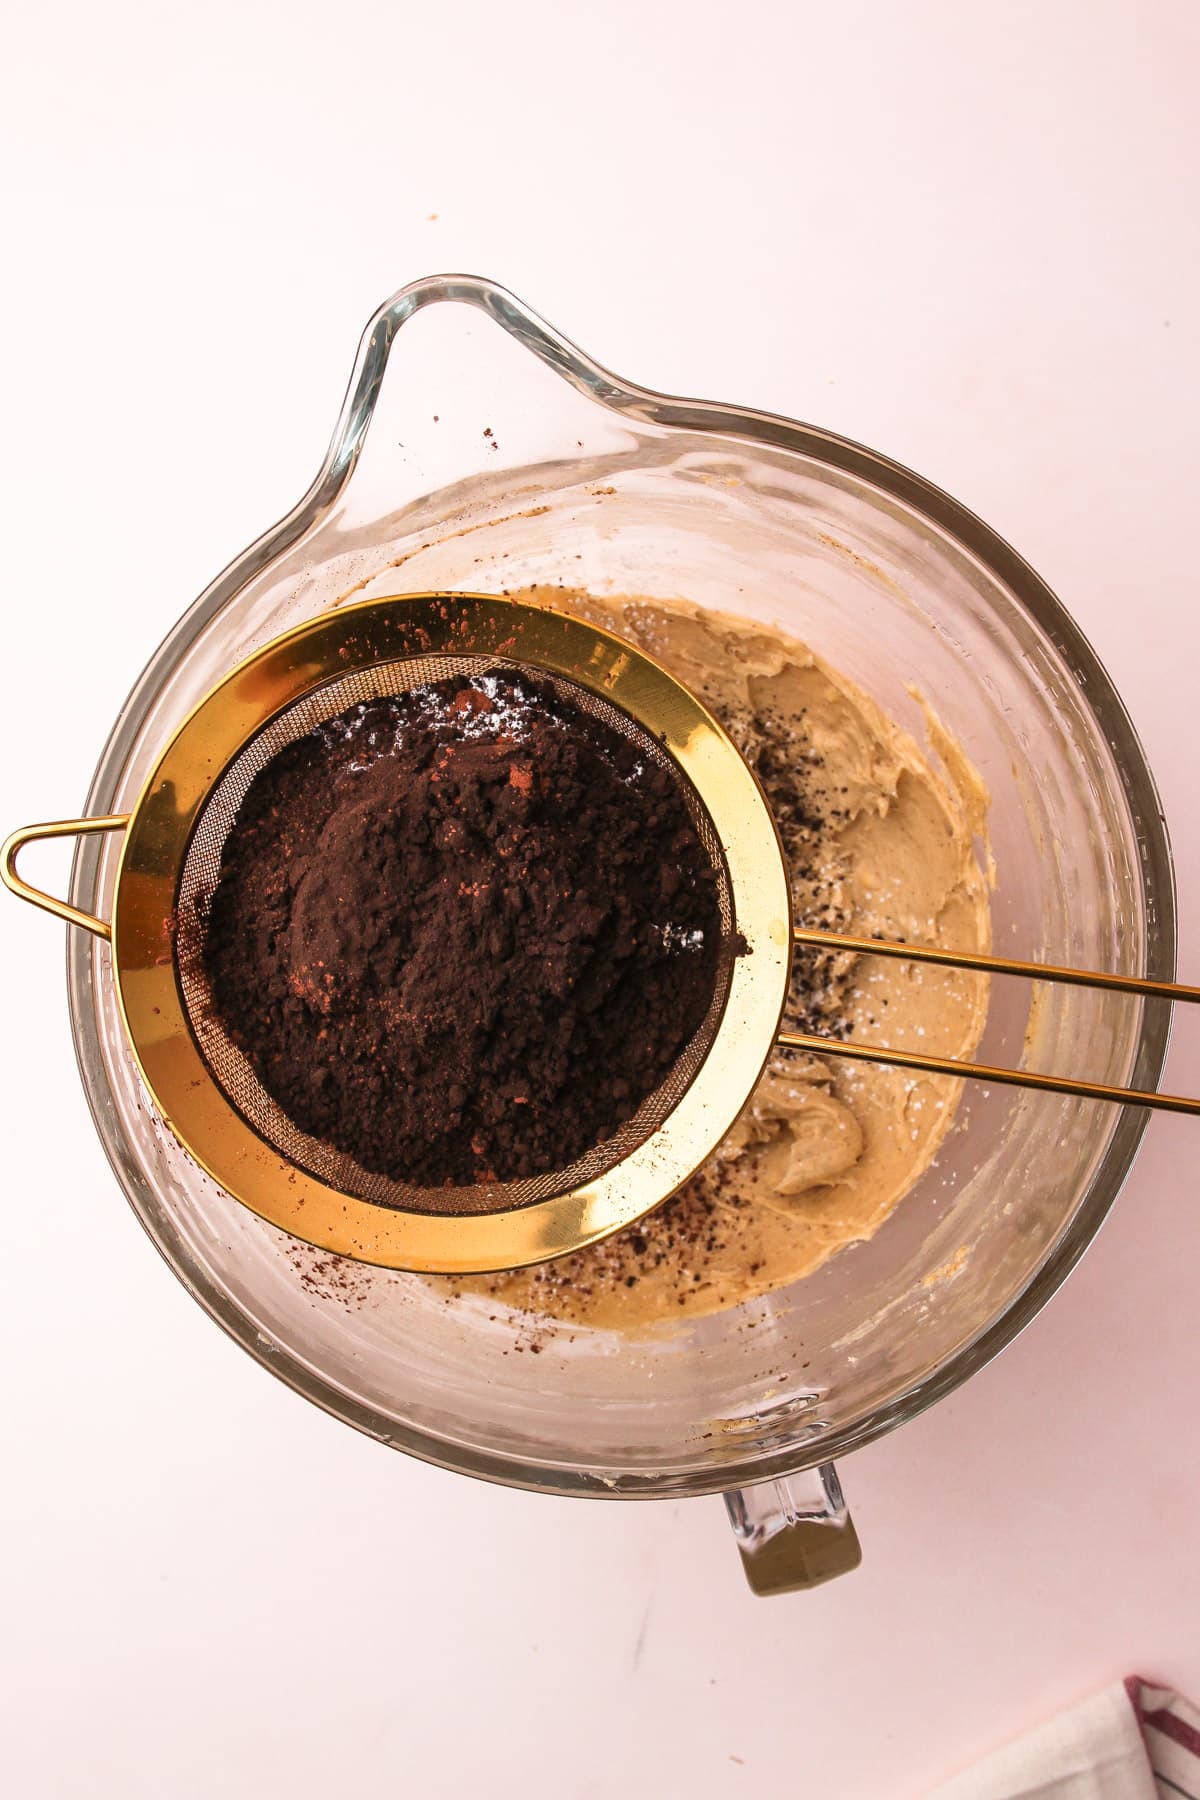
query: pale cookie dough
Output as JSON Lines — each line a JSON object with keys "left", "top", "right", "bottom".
{"left": 437, "top": 590, "right": 991, "bottom": 1330}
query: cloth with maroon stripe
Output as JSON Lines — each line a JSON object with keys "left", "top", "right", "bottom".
{"left": 929, "top": 1678, "right": 1200, "bottom": 1798}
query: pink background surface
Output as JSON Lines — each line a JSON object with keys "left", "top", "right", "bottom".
{"left": 1, "top": 3, "right": 1197, "bottom": 1795}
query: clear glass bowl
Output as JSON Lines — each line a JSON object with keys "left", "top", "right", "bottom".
{"left": 66, "top": 276, "right": 1173, "bottom": 1513}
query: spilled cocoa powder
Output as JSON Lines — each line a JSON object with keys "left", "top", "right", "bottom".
{"left": 201, "top": 669, "right": 725, "bottom": 1189}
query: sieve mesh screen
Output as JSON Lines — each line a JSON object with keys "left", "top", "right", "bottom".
{"left": 173, "top": 656, "right": 735, "bottom": 1217}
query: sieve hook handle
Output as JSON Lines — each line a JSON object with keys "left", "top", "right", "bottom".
{"left": 1, "top": 815, "right": 129, "bottom": 941}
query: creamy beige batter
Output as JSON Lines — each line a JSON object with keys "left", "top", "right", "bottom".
{"left": 436, "top": 590, "right": 992, "bottom": 1330}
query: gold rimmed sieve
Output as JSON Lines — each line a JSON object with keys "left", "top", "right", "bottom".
{"left": 1, "top": 594, "right": 793, "bottom": 1273}
{"left": 6, "top": 591, "right": 1200, "bottom": 1276}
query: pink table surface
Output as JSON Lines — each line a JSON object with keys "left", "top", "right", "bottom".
{"left": 1, "top": 3, "right": 1197, "bottom": 1795}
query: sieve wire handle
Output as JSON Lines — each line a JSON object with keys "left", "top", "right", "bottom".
{"left": 781, "top": 924, "right": 1200, "bottom": 1114}
{"left": 1, "top": 816, "right": 129, "bottom": 940}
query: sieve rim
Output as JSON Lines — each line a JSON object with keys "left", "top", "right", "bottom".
{"left": 108, "top": 593, "right": 793, "bottom": 1273}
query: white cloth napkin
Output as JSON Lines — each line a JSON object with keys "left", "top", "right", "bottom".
{"left": 928, "top": 1678, "right": 1200, "bottom": 1799}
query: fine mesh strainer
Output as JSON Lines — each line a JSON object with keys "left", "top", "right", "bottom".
{"left": 1, "top": 593, "right": 793, "bottom": 1272}
{"left": 7, "top": 591, "right": 1199, "bottom": 1276}
{"left": 173, "top": 648, "right": 741, "bottom": 1221}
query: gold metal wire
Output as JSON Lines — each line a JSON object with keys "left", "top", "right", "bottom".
{"left": 781, "top": 927, "right": 1200, "bottom": 1115}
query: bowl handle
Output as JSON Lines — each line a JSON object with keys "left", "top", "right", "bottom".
{"left": 2, "top": 816, "right": 128, "bottom": 939}
{"left": 724, "top": 1462, "right": 862, "bottom": 1595}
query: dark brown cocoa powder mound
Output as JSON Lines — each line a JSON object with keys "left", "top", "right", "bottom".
{"left": 200, "top": 669, "right": 723, "bottom": 1189}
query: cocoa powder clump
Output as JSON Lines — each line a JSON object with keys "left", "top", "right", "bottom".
{"left": 201, "top": 670, "right": 723, "bottom": 1189}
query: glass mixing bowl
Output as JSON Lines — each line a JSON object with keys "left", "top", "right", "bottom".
{"left": 62, "top": 276, "right": 1174, "bottom": 1591}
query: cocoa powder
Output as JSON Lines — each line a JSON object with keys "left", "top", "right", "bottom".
{"left": 201, "top": 669, "right": 723, "bottom": 1189}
